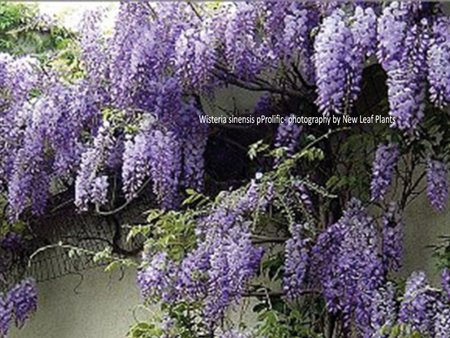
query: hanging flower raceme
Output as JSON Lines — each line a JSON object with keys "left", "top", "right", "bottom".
{"left": 75, "top": 121, "right": 114, "bottom": 210}
{"left": 79, "top": 9, "right": 107, "bottom": 91}
{"left": 312, "top": 199, "right": 384, "bottom": 330}
{"left": 283, "top": 223, "right": 310, "bottom": 299}
{"left": 314, "top": 4, "right": 377, "bottom": 116}
{"left": 224, "top": 3, "right": 266, "bottom": 80}
{"left": 378, "top": 2, "right": 430, "bottom": 132}
{"left": 314, "top": 9, "right": 355, "bottom": 115}
{"left": 442, "top": 268, "right": 450, "bottom": 301}
{"left": 0, "top": 296, "right": 13, "bottom": 337}
{"left": 381, "top": 203, "right": 404, "bottom": 272}
{"left": 175, "top": 18, "right": 217, "bottom": 91}
{"left": 427, "top": 15, "right": 450, "bottom": 108}
{"left": 435, "top": 304, "right": 450, "bottom": 338}
{"left": 137, "top": 251, "right": 178, "bottom": 303}
{"left": 398, "top": 271, "right": 439, "bottom": 335}
{"left": 109, "top": 1, "right": 154, "bottom": 108}
{"left": 136, "top": 182, "right": 268, "bottom": 328}
{"left": 6, "top": 278, "right": 38, "bottom": 328}
{"left": 370, "top": 143, "right": 399, "bottom": 202}
{"left": 368, "top": 282, "right": 398, "bottom": 338}
{"left": 426, "top": 158, "right": 449, "bottom": 212}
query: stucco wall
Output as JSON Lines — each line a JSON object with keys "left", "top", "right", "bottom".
{"left": 10, "top": 267, "right": 140, "bottom": 338}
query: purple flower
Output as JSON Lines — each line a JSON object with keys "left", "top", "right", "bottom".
{"left": 399, "top": 271, "right": 436, "bottom": 335}
{"left": 7, "top": 278, "right": 38, "bottom": 327}
{"left": 224, "top": 3, "right": 265, "bottom": 80}
{"left": 382, "top": 203, "right": 404, "bottom": 272}
{"left": 314, "top": 7, "right": 372, "bottom": 116}
{"left": 204, "top": 225, "right": 263, "bottom": 324}
{"left": 370, "top": 143, "right": 399, "bottom": 202}
{"left": 369, "top": 282, "right": 397, "bottom": 338}
{"left": 427, "top": 16, "right": 450, "bottom": 108}
{"left": 149, "top": 130, "right": 182, "bottom": 210}
{"left": 427, "top": 159, "right": 449, "bottom": 212}
{"left": 312, "top": 199, "right": 384, "bottom": 330}
{"left": 75, "top": 122, "right": 114, "bottom": 210}
{"left": 441, "top": 268, "right": 450, "bottom": 301}
{"left": 283, "top": 223, "right": 310, "bottom": 299}
{"left": 122, "top": 126, "right": 153, "bottom": 200}
{"left": 435, "top": 304, "right": 450, "bottom": 338}
{"left": 175, "top": 21, "right": 217, "bottom": 91}
{"left": 294, "top": 182, "right": 313, "bottom": 213}
{"left": 0, "top": 296, "right": 13, "bottom": 337}
{"left": 79, "top": 9, "right": 107, "bottom": 88}
{"left": 377, "top": 4, "right": 429, "bottom": 132}
{"left": 137, "top": 252, "right": 177, "bottom": 303}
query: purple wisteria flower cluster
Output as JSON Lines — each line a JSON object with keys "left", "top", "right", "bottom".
{"left": 427, "top": 158, "right": 449, "bottom": 212}
{"left": 0, "top": 1, "right": 448, "bottom": 220}
{"left": 0, "top": 278, "right": 37, "bottom": 336}
{"left": 283, "top": 223, "right": 310, "bottom": 299}
{"left": 377, "top": 1, "right": 447, "bottom": 132}
{"left": 1, "top": 2, "right": 450, "bottom": 336}
{"left": 314, "top": 5, "right": 376, "bottom": 115}
{"left": 370, "top": 143, "right": 400, "bottom": 202}
{"left": 137, "top": 181, "right": 269, "bottom": 327}
{"left": 312, "top": 199, "right": 384, "bottom": 331}
{"left": 382, "top": 202, "right": 404, "bottom": 272}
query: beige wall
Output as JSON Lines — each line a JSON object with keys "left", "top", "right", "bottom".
{"left": 402, "top": 187, "right": 450, "bottom": 283}
{"left": 10, "top": 267, "right": 141, "bottom": 338}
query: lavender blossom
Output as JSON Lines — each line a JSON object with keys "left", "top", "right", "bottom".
{"left": 0, "top": 296, "right": 13, "bottom": 337}
{"left": 442, "top": 268, "right": 450, "bottom": 300}
{"left": 426, "top": 159, "right": 449, "bottom": 212}
{"left": 175, "top": 20, "right": 216, "bottom": 90}
{"left": 435, "top": 304, "right": 450, "bottom": 338}
{"left": 284, "top": 223, "right": 310, "bottom": 299}
{"left": 8, "top": 278, "right": 38, "bottom": 327}
{"left": 314, "top": 9, "right": 359, "bottom": 115}
{"left": 122, "top": 129, "right": 153, "bottom": 200}
{"left": 399, "top": 271, "right": 436, "bottom": 335}
{"left": 79, "top": 9, "right": 107, "bottom": 88}
{"left": 369, "top": 282, "right": 397, "bottom": 338}
{"left": 75, "top": 122, "right": 113, "bottom": 210}
{"left": 204, "top": 225, "right": 263, "bottom": 324}
{"left": 378, "top": 5, "right": 429, "bottom": 132}
{"left": 370, "top": 143, "right": 399, "bottom": 202}
{"left": 382, "top": 203, "right": 404, "bottom": 272}
{"left": 312, "top": 199, "right": 384, "bottom": 329}
{"left": 294, "top": 182, "right": 313, "bottom": 213}
{"left": 427, "top": 16, "right": 450, "bottom": 108}
{"left": 149, "top": 130, "right": 182, "bottom": 210}
{"left": 224, "top": 3, "right": 265, "bottom": 80}
{"left": 137, "top": 252, "right": 177, "bottom": 303}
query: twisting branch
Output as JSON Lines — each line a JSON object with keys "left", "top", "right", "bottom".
{"left": 95, "top": 178, "right": 152, "bottom": 216}
{"left": 212, "top": 68, "right": 307, "bottom": 98}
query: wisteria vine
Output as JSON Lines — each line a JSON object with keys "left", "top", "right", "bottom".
{"left": 0, "top": 1, "right": 449, "bottom": 338}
